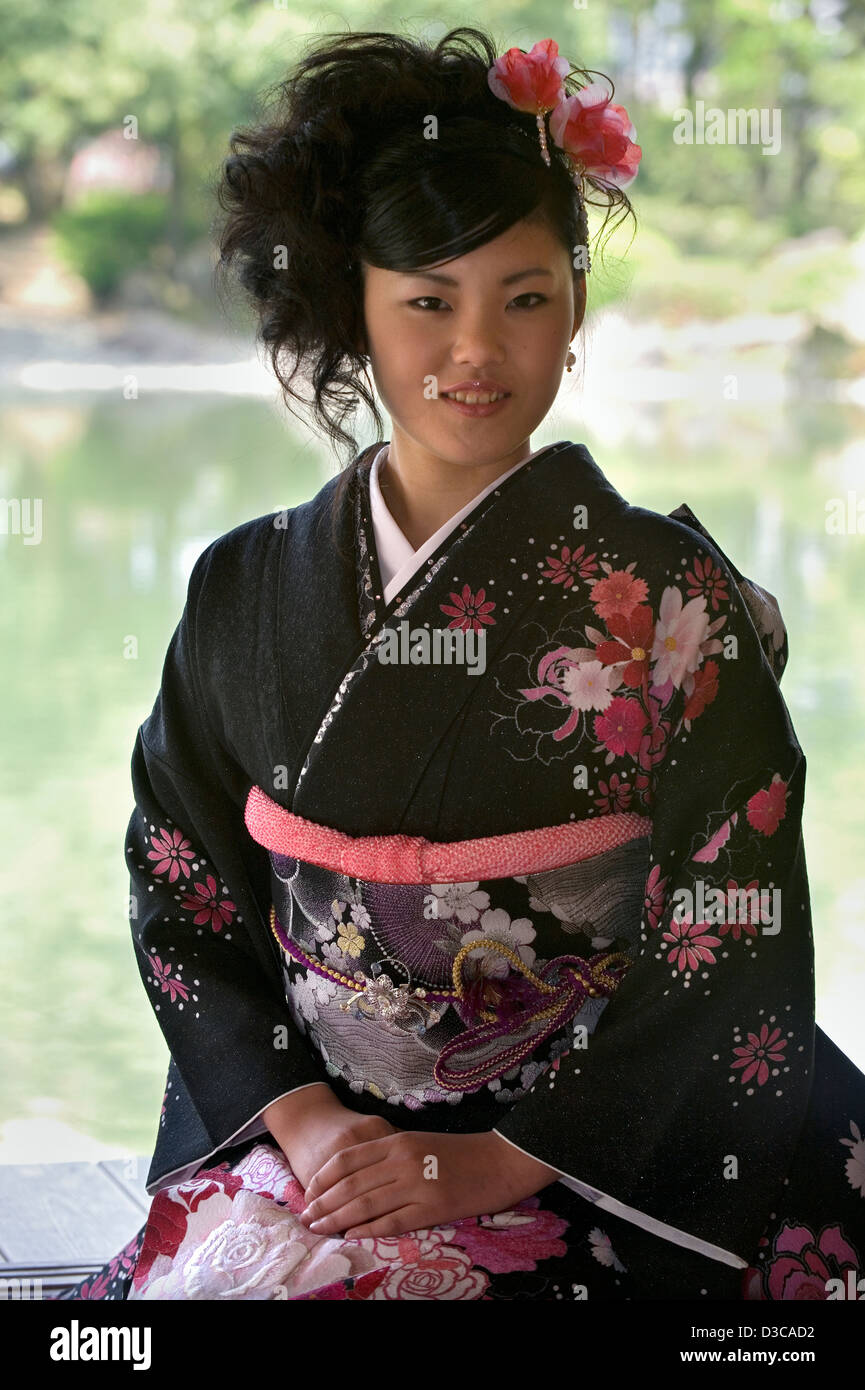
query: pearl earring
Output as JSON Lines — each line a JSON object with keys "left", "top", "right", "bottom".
{"left": 565, "top": 349, "right": 576, "bottom": 373}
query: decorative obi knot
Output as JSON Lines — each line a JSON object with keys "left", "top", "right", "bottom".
{"left": 434, "top": 938, "right": 631, "bottom": 1093}
{"left": 268, "top": 906, "right": 631, "bottom": 1095}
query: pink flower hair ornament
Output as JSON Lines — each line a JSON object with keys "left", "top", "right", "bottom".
{"left": 487, "top": 38, "right": 642, "bottom": 272}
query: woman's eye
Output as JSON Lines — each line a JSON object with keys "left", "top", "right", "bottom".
{"left": 511, "top": 293, "right": 548, "bottom": 308}
{"left": 408, "top": 293, "right": 548, "bottom": 311}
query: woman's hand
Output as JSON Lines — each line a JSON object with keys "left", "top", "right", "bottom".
{"left": 299, "top": 1129, "right": 562, "bottom": 1239}
{"left": 263, "top": 1086, "right": 401, "bottom": 1192}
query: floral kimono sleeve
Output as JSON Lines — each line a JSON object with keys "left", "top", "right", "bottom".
{"left": 492, "top": 516, "right": 814, "bottom": 1273}
{"left": 128, "top": 545, "right": 328, "bottom": 1192}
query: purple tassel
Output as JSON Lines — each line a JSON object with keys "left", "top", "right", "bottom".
{"left": 455, "top": 970, "right": 547, "bottom": 1026}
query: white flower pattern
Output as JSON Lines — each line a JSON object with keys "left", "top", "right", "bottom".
{"left": 425, "top": 882, "right": 491, "bottom": 922}
{"left": 459, "top": 907, "right": 537, "bottom": 977}
{"left": 840, "top": 1120, "right": 865, "bottom": 1199}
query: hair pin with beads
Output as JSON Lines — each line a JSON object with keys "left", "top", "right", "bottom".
{"left": 487, "top": 36, "right": 642, "bottom": 274}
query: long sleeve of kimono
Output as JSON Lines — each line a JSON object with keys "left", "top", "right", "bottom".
{"left": 491, "top": 518, "right": 814, "bottom": 1273}
{"left": 128, "top": 541, "right": 328, "bottom": 1193}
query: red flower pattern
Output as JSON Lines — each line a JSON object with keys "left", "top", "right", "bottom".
{"left": 594, "top": 771, "right": 632, "bottom": 815}
{"left": 593, "top": 694, "right": 647, "bottom": 758}
{"left": 731, "top": 1023, "right": 788, "bottom": 1086}
{"left": 589, "top": 568, "right": 649, "bottom": 622}
{"left": 593, "top": 604, "right": 655, "bottom": 688}
{"left": 717, "top": 878, "right": 765, "bottom": 940}
{"left": 180, "top": 873, "right": 237, "bottom": 932}
{"left": 147, "top": 826, "right": 196, "bottom": 882}
{"left": 682, "top": 658, "right": 719, "bottom": 721}
{"left": 747, "top": 776, "right": 789, "bottom": 836}
{"left": 661, "top": 916, "right": 722, "bottom": 972}
{"left": 540, "top": 543, "right": 599, "bottom": 588}
{"left": 644, "top": 863, "right": 669, "bottom": 931}
{"left": 149, "top": 952, "right": 190, "bottom": 1004}
{"left": 685, "top": 554, "right": 730, "bottom": 612}
{"left": 440, "top": 584, "right": 496, "bottom": 631}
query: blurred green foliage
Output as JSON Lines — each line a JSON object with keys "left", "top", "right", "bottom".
{"left": 53, "top": 193, "right": 180, "bottom": 298}
{"left": 0, "top": 1, "right": 863, "bottom": 309}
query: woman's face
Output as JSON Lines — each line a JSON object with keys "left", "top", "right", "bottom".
{"left": 360, "top": 215, "right": 585, "bottom": 470}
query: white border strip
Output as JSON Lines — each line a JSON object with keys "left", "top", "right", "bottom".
{"left": 492, "top": 1128, "right": 748, "bottom": 1270}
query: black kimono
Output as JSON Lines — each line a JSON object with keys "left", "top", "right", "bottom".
{"left": 55, "top": 440, "right": 865, "bottom": 1301}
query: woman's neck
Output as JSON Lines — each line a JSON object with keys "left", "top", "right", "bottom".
{"left": 377, "top": 437, "right": 534, "bottom": 551}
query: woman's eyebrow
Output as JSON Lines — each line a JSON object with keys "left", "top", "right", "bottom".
{"left": 405, "top": 267, "right": 555, "bottom": 286}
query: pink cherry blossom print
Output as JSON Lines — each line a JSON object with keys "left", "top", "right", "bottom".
{"left": 718, "top": 879, "right": 766, "bottom": 940}
{"left": 588, "top": 1227, "right": 627, "bottom": 1272}
{"left": 147, "top": 826, "right": 196, "bottom": 882}
{"left": 562, "top": 659, "right": 617, "bottom": 713}
{"left": 840, "top": 1121, "right": 865, "bottom": 1198}
{"left": 661, "top": 916, "right": 722, "bottom": 972}
{"left": 180, "top": 873, "right": 237, "bottom": 932}
{"left": 644, "top": 863, "right": 668, "bottom": 930}
{"left": 731, "top": 1023, "right": 788, "bottom": 1086}
{"left": 149, "top": 952, "right": 190, "bottom": 1004}
{"left": 650, "top": 587, "right": 710, "bottom": 689}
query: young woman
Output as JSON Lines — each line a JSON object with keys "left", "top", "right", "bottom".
{"left": 57, "top": 26, "right": 865, "bottom": 1302}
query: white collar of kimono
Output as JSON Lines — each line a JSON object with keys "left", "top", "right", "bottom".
{"left": 369, "top": 441, "right": 563, "bottom": 606}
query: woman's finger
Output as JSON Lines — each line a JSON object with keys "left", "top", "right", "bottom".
{"left": 342, "top": 1206, "right": 429, "bottom": 1241}
{"left": 303, "top": 1133, "right": 394, "bottom": 1203}
{"left": 303, "top": 1159, "right": 396, "bottom": 1221}
{"left": 305, "top": 1175, "right": 403, "bottom": 1235}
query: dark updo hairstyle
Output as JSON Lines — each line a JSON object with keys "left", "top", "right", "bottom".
{"left": 214, "top": 25, "right": 636, "bottom": 521}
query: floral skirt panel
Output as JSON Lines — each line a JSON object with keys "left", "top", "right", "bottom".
{"left": 52, "top": 1027, "right": 865, "bottom": 1303}
{"left": 51, "top": 1139, "right": 739, "bottom": 1302}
